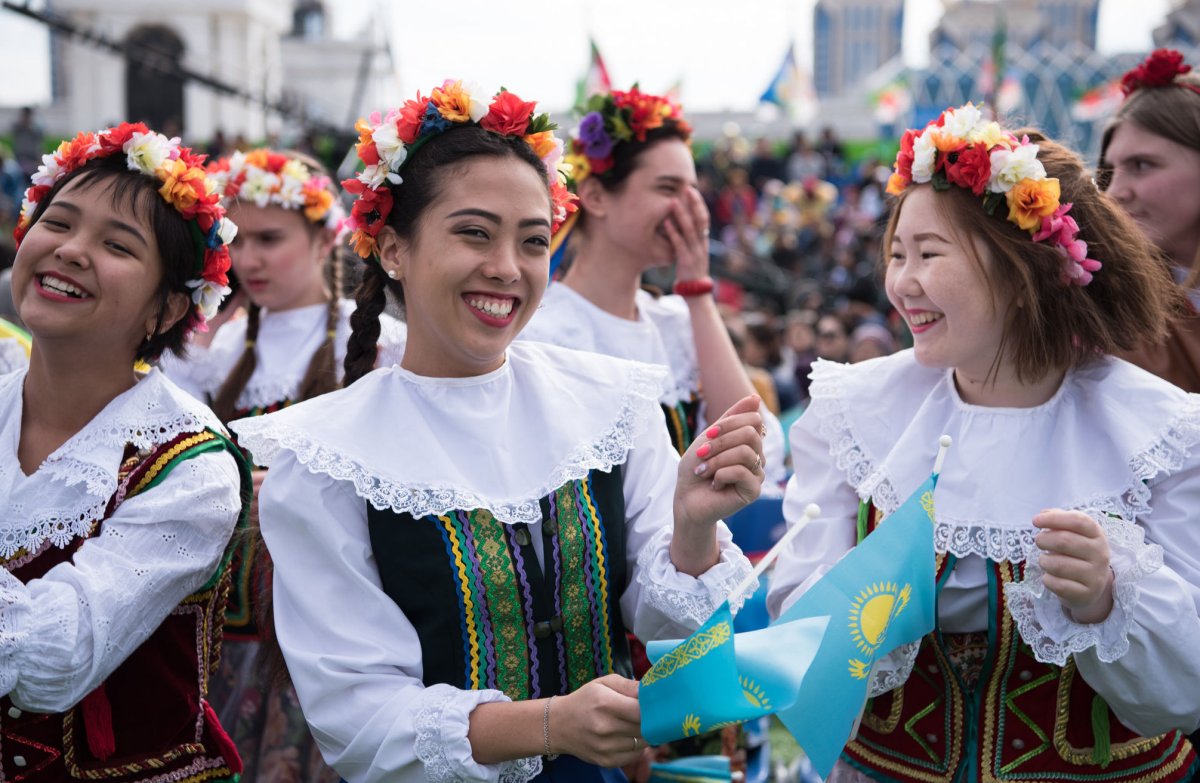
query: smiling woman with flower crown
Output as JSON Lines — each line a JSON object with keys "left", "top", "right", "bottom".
{"left": 0, "top": 123, "right": 250, "bottom": 782}
{"left": 769, "top": 104, "right": 1200, "bottom": 783}
{"left": 229, "top": 80, "right": 766, "bottom": 783}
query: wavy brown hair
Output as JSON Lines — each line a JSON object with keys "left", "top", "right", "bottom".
{"left": 883, "top": 132, "right": 1186, "bottom": 384}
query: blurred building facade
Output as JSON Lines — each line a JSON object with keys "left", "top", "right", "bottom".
{"left": 23, "top": 0, "right": 393, "bottom": 144}
{"left": 813, "top": 0, "right": 904, "bottom": 97}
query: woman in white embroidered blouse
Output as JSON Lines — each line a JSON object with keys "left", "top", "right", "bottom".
{"left": 0, "top": 126, "right": 247, "bottom": 781}
{"left": 768, "top": 108, "right": 1200, "bottom": 783}
{"left": 231, "top": 85, "right": 766, "bottom": 783}
{"left": 517, "top": 87, "right": 786, "bottom": 484}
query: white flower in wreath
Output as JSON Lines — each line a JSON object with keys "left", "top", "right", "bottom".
{"left": 242, "top": 171, "right": 282, "bottom": 208}
{"left": 277, "top": 177, "right": 307, "bottom": 209}
{"left": 124, "top": 131, "right": 175, "bottom": 175}
{"left": 988, "top": 144, "right": 1045, "bottom": 193}
{"left": 188, "top": 278, "right": 232, "bottom": 321}
{"left": 216, "top": 217, "right": 239, "bottom": 246}
{"left": 940, "top": 104, "right": 983, "bottom": 140}
{"left": 357, "top": 162, "right": 401, "bottom": 189}
{"left": 372, "top": 121, "right": 409, "bottom": 172}
{"left": 911, "top": 130, "right": 937, "bottom": 183}
{"left": 31, "top": 153, "right": 63, "bottom": 188}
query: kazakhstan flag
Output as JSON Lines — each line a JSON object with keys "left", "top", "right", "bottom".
{"left": 775, "top": 473, "right": 939, "bottom": 777}
{"left": 639, "top": 601, "right": 829, "bottom": 745}
{"left": 637, "top": 473, "right": 939, "bottom": 762}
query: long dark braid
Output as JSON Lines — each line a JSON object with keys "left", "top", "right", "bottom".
{"left": 296, "top": 248, "right": 343, "bottom": 400}
{"left": 211, "top": 303, "right": 262, "bottom": 422}
{"left": 343, "top": 261, "right": 389, "bottom": 385}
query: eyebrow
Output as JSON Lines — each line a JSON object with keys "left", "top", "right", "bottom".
{"left": 655, "top": 175, "right": 688, "bottom": 187}
{"left": 47, "top": 200, "right": 149, "bottom": 247}
{"left": 912, "top": 232, "right": 951, "bottom": 244}
{"left": 446, "top": 207, "right": 551, "bottom": 229}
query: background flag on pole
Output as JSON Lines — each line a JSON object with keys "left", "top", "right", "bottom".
{"left": 774, "top": 474, "right": 940, "bottom": 778}
{"left": 759, "top": 43, "right": 818, "bottom": 125}
{"left": 575, "top": 38, "right": 613, "bottom": 107}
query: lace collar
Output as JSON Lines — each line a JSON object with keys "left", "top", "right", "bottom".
{"left": 0, "top": 339, "right": 27, "bottom": 376}
{"left": 520, "top": 284, "right": 699, "bottom": 407}
{"left": 807, "top": 350, "right": 1200, "bottom": 562}
{"left": 0, "top": 368, "right": 225, "bottom": 559}
{"left": 231, "top": 341, "right": 668, "bottom": 525}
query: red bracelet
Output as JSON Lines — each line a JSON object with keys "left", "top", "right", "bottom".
{"left": 673, "top": 276, "right": 715, "bottom": 297}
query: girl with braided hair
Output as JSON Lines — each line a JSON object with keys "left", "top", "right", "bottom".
{"left": 163, "top": 149, "right": 404, "bottom": 782}
{"left": 0, "top": 123, "right": 249, "bottom": 782}
{"left": 231, "top": 81, "right": 766, "bottom": 783}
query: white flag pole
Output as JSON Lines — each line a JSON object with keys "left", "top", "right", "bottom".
{"left": 728, "top": 503, "right": 820, "bottom": 603}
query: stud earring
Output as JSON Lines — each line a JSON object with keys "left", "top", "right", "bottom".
{"left": 386, "top": 269, "right": 397, "bottom": 279}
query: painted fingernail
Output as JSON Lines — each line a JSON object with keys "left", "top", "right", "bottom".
{"left": 697, "top": 443, "right": 712, "bottom": 459}
{"left": 694, "top": 462, "right": 708, "bottom": 476}
{"left": 705, "top": 426, "right": 720, "bottom": 439}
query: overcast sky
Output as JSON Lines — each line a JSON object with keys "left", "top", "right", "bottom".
{"left": 0, "top": 0, "right": 1175, "bottom": 112}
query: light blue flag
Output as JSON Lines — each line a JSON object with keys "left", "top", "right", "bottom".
{"left": 774, "top": 474, "right": 939, "bottom": 778}
{"left": 639, "top": 600, "right": 829, "bottom": 745}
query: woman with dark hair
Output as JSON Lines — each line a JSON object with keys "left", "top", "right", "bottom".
{"left": 0, "top": 123, "right": 250, "bottom": 782}
{"left": 770, "top": 104, "right": 1200, "bottom": 782}
{"left": 1099, "top": 49, "right": 1200, "bottom": 391}
{"left": 518, "top": 89, "right": 784, "bottom": 483}
{"left": 230, "top": 82, "right": 766, "bottom": 783}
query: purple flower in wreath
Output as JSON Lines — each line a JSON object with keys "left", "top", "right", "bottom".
{"left": 578, "top": 111, "right": 613, "bottom": 159}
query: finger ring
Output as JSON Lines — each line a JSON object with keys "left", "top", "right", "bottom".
{"left": 754, "top": 454, "right": 762, "bottom": 471}
{"left": 758, "top": 425, "right": 767, "bottom": 438}
{"left": 632, "top": 737, "right": 639, "bottom": 751}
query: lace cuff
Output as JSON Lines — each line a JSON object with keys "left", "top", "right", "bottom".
{"left": 412, "top": 683, "right": 543, "bottom": 783}
{"left": 636, "top": 524, "right": 755, "bottom": 627}
{"left": 867, "top": 641, "right": 921, "bottom": 698}
{"left": 0, "top": 569, "right": 30, "bottom": 696}
{"left": 1005, "top": 512, "right": 1162, "bottom": 666}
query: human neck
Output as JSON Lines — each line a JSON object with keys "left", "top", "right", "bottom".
{"left": 561, "top": 234, "right": 644, "bottom": 321}
{"left": 953, "top": 364, "right": 1066, "bottom": 408}
{"left": 20, "top": 343, "right": 140, "bottom": 468}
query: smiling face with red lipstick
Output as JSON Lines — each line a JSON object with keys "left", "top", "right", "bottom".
{"left": 379, "top": 155, "right": 553, "bottom": 378}
{"left": 885, "top": 186, "right": 1015, "bottom": 390}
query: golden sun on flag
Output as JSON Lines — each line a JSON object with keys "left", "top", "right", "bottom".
{"left": 848, "top": 581, "right": 912, "bottom": 657}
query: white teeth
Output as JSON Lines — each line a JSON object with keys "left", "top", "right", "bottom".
{"left": 41, "top": 275, "right": 88, "bottom": 298}
{"left": 911, "top": 312, "right": 941, "bottom": 325}
{"left": 467, "top": 297, "right": 514, "bottom": 317}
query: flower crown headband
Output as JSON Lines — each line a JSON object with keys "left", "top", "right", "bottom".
{"left": 343, "top": 79, "right": 577, "bottom": 260}
{"left": 1120, "top": 48, "right": 1200, "bottom": 99}
{"left": 563, "top": 87, "right": 692, "bottom": 185}
{"left": 12, "top": 122, "right": 236, "bottom": 324}
{"left": 207, "top": 149, "right": 343, "bottom": 230}
{"left": 886, "top": 103, "right": 1101, "bottom": 286}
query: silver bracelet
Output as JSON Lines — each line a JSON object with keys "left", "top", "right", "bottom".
{"left": 542, "top": 695, "right": 559, "bottom": 760}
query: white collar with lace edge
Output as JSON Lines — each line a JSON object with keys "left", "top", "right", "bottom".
{"left": 0, "top": 367, "right": 226, "bottom": 559}
{"left": 806, "top": 350, "right": 1200, "bottom": 563}
{"left": 230, "top": 340, "right": 670, "bottom": 526}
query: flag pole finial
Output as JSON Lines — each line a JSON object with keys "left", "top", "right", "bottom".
{"left": 934, "top": 435, "right": 953, "bottom": 476}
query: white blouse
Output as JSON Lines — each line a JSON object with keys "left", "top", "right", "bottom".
{"left": 0, "top": 368, "right": 242, "bottom": 711}
{"left": 161, "top": 299, "right": 407, "bottom": 409}
{"left": 232, "top": 341, "right": 753, "bottom": 783}
{"left": 0, "top": 339, "right": 26, "bottom": 376}
{"left": 768, "top": 350, "right": 1200, "bottom": 737}
{"left": 520, "top": 284, "right": 786, "bottom": 484}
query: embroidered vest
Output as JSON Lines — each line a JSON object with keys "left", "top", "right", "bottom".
{"left": 368, "top": 467, "right": 632, "bottom": 700}
{"left": 0, "top": 430, "right": 251, "bottom": 783}
{"left": 662, "top": 398, "right": 701, "bottom": 457}
{"left": 842, "top": 502, "right": 1197, "bottom": 783}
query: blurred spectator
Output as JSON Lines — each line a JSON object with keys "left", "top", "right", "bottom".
{"left": 814, "top": 313, "right": 851, "bottom": 363}
{"left": 786, "top": 132, "right": 823, "bottom": 183}
{"left": 817, "top": 126, "right": 846, "bottom": 182}
{"left": 748, "top": 138, "right": 785, "bottom": 193}
{"left": 849, "top": 322, "right": 897, "bottom": 363}
{"left": 714, "top": 167, "right": 757, "bottom": 236}
{"left": 10, "top": 107, "right": 43, "bottom": 179}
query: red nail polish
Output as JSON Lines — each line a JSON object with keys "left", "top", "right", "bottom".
{"left": 705, "top": 426, "right": 720, "bottom": 439}
{"left": 697, "top": 443, "right": 712, "bottom": 459}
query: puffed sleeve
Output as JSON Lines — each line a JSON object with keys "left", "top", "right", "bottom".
{"left": 1038, "top": 452, "right": 1200, "bottom": 736}
{"left": 0, "top": 450, "right": 241, "bottom": 709}
{"left": 623, "top": 407, "right": 754, "bottom": 642}
{"left": 258, "top": 453, "right": 542, "bottom": 783}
